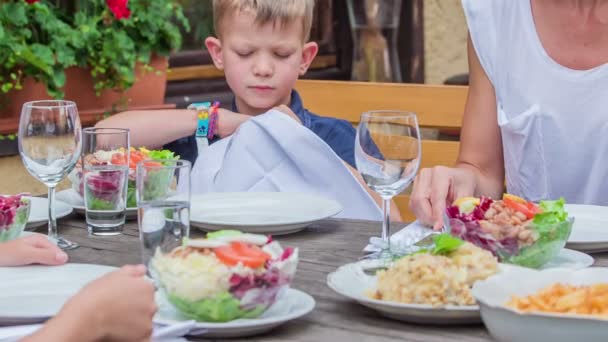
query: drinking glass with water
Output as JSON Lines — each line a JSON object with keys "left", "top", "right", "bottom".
{"left": 82, "top": 128, "right": 130, "bottom": 235}
{"left": 136, "top": 159, "right": 191, "bottom": 277}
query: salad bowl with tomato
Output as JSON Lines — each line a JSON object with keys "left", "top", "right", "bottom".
{"left": 446, "top": 195, "right": 573, "bottom": 269}
{"left": 68, "top": 147, "right": 179, "bottom": 209}
{"left": 151, "top": 230, "right": 298, "bottom": 323}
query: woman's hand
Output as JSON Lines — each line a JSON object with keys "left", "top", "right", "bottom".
{"left": 409, "top": 166, "right": 477, "bottom": 230}
{"left": 0, "top": 235, "right": 68, "bottom": 267}
{"left": 25, "top": 265, "right": 157, "bottom": 342}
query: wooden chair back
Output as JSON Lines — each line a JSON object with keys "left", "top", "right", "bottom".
{"left": 295, "top": 80, "right": 468, "bottom": 221}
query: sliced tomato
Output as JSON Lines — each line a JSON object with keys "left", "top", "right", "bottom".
{"left": 503, "top": 193, "right": 527, "bottom": 204}
{"left": 504, "top": 197, "right": 536, "bottom": 219}
{"left": 231, "top": 241, "right": 270, "bottom": 260}
{"left": 111, "top": 153, "right": 127, "bottom": 165}
{"left": 526, "top": 201, "right": 542, "bottom": 215}
{"left": 214, "top": 242, "right": 270, "bottom": 268}
{"left": 143, "top": 161, "right": 162, "bottom": 168}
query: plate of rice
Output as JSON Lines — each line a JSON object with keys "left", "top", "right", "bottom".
{"left": 327, "top": 234, "right": 503, "bottom": 324}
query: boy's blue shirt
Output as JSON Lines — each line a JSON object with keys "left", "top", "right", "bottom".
{"left": 163, "top": 90, "right": 357, "bottom": 167}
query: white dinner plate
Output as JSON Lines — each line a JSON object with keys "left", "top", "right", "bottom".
{"left": 56, "top": 189, "right": 138, "bottom": 220}
{"left": 25, "top": 196, "right": 73, "bottom": 230}
{"left": 0, "top": 263, "right": 117, "bottom": 324}
{"left": 565, "top": 204, "right": 608, "bottom": 253}
{"left": 154, "top": 288, "right": 315, "bottom": 338}
{"left": 327, "top": 248, "right": 593, "bottom": 326}
{"left": 541, "top": 248, "right": 594, "bottom": 270}
{"left": 190, "top": 192, "right": 342, "bottom": 235}
{"left": 327, "top": 259, "right": 482, "bottom": 324}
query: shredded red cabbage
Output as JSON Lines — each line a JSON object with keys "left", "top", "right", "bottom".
{"left": 447, "top": 197, "right": 520, "bottom": 258}
{"left": 228, "top": 267, "right": 292, "bottom": 309}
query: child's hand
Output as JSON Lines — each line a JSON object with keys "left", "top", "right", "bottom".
{"left": 217, "top": 108, "right": 250, "bottom": 138}
{"left": 273, "top": 105, "right": 302, "bottom": 124}
{"left": 25, "top": 265, "right": 156, "bottom": 342}
{"left": 0, "top": 234, "right": 68, "bottom": 267}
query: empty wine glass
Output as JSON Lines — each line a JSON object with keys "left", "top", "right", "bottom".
{"left": 355, "top": 111, "right": 421, "bottom": 259}
{"left": 18, "top": 100, "right": 82, "bottom": 250}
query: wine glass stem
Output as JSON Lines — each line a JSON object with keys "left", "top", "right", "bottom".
{"left": 381, "top": 197, "right": 391, "bottom": 251}
{"left": 48, "top": 186, "right": 58, "bottom": 240}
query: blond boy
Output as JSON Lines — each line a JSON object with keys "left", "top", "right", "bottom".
{"left": 97, "top": 0, "right": 401, "bottom": 220}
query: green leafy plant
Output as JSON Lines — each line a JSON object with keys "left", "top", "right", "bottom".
{"left": 0, "top": 0, "right": 190, "bottom": 101}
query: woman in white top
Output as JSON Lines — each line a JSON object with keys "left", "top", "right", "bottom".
{"left": 410, "top": 0, "right": 608, "bottom": 229}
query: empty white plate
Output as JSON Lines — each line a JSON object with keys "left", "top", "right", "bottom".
{"left": 565, "top": 204, "right": 608, "bottom": 253}
{"left": 56, "top": 189, "right": 137, "bottom": 220}
{"left": 25, "top": 196, "right": 73, "bottom": 230}
{"left": 154, "top": 288, "right": 315, "bottom": 338}
{"left": 0, "top": 263, "right": 117, "bottom": 324}
{"left": 190, "top": 192, "right": 342, "bottom": 235}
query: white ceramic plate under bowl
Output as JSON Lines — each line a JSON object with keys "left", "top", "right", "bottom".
{"left": 565, "top": 204, "right": 608, "bottom": 253}
{"left": 56, "top": 189, "right": 138, "bottom": 220}
{"left": 25, "top": 196, "right": 73, "bottom": 230}
{"left": 154, "top": 288, "right": 315, "bottom": 338}
{"left": 0, "top": 263, "right": 117, "bottom": 324}
{"left": 473, "top": 266, "right": 608, "bottom": 342}
{"left": 541, "top": 248, "right": 594, "bottom": 269}
{"left": 190, "top": 192, "right": 342, "bottom": 235}
{"left": 327, "top": 259, "right": 481, "bottom": 324}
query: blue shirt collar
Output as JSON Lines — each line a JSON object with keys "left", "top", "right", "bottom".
{"left": 231, "top": 90, "right": 311, "bottom": 128}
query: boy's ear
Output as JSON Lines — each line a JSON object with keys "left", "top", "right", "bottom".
{"left": 299, "top": 42, "right": 319, "bottom": 75}
{"left": 205, "top": 37, "right": 224, "bottom": 70}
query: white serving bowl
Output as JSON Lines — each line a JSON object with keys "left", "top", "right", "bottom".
{"left": 472, "top": 266, "right": 608, "bottom": 342}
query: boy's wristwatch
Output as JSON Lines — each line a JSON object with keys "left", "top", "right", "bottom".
{"left": 188, "top": 101, "right": 220, "bottom": 148}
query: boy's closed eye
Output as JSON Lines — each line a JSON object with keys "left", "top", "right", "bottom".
{"left": 234, "top": 50, "right": 253, "bottom": 58}
{"left": 273, "top": 49, "right": 295, "bottom": 59}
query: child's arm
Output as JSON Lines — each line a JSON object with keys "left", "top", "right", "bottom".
{"left": 95, "top": 108, "right": 250, "bottom": 149}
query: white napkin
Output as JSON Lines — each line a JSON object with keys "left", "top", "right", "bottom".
{"left": 189, "top": 109, "right": 383, "bottom": 221}
{"left": 0, "top": 321, "right": 205, "bottom": 342}
{"left": 364, "top": 220, "right": 434, "bottom": 253}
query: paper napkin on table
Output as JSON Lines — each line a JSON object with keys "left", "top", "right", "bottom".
{"left": 363, "top": 220, "right": 435, "bottom": 253}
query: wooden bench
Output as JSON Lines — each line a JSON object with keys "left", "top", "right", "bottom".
{"left": 295, "top": 80, "right": 468, "bottom": 221}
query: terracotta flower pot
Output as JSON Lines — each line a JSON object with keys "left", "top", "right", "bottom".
{"left": 1, "top": 55, "right": 168, "bottom": 119}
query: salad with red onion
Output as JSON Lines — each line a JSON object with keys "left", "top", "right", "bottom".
{"left": 0, "top": 194, "right": 31, "bottom": 242}
{"left": 446, "top": 194, "right": 572, "bottom": 269}
{"left": 152, "top": 230, "right": 298, "bottom": 322}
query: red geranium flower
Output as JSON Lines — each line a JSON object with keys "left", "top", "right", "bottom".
{"left": 25, "top": 0, "right": 39, "bottom": 4}
{"left": 106, "top": 0, "right": 131, "bottom": 20}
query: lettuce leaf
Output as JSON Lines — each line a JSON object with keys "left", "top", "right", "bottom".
{"left": 167, "top": 291, "right": 265, "bottom": 322}
{"left": 148, "top": 149, "right": 178, "bottom": 161}
{"left": 533, "top": 198, "right": 567, "bottom": 226}
{"left": 431, "top": 233, "right": 464, "bottom": 255}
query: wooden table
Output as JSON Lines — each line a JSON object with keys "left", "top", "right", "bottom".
{"left": 52, "top": 215, "right": 608, "bottom": 341}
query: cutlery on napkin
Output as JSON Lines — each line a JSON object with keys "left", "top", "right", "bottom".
{"left": 364, "top": 220, "right": 436, "bottom": 254}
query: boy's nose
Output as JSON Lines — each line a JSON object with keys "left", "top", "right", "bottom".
{"left": 252, "top": 58, "right": 273, "bottom": 78}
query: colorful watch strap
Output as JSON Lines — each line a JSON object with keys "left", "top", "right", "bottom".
{"left": 189, "top": 101, "right": 220, "bottom": 139}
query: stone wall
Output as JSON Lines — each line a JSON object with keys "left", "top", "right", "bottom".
{"left": 423, "top": 0, "right": 469, "bottom": 84}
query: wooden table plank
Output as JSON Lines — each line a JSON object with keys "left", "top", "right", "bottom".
{"left": 47, "top": 214, "right": 608, "bottom": 341}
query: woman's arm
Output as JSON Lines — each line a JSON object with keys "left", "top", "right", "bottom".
{"left": 456, "top": 34, "right": 505, "bottom": 199}
{"left": 409, "top": 34, "right": 505, "bottom": 229}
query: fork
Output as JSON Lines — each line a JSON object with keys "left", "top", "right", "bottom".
{"left": 413, "top": 213, "right": 452, "bottom": 247}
